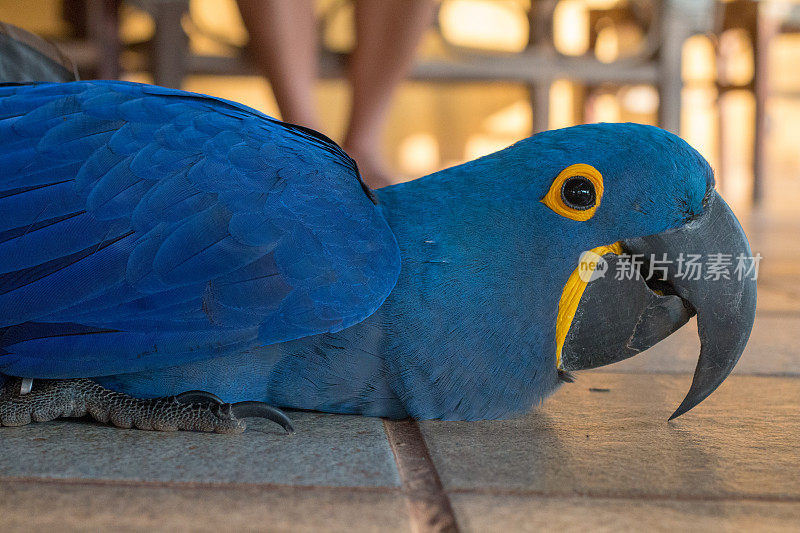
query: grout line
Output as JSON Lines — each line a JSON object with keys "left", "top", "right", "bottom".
{"left": 585, "top": 370, "right": 800, "bottom": 378}
{"left": 383, "top": 419, "right": 459, "bottom": 533}
{"left": 2, "top": 476, "right": 798, "bottom": 505}
{"left": 754, "top": 309, "right": 800, "bottom": 317}
{"left": 444, "top": 487, "right": 800, "bottom": 504}
{"left": 0, "top": 476, "right": 400, "bottom": 494}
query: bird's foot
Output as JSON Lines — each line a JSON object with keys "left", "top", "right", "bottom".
{"left": 0, "top": 378, "right": 293, "bottom": 434}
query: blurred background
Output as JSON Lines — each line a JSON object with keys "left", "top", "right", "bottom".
{"left": 1, "top": 0, "right": 799, "bottom": 220}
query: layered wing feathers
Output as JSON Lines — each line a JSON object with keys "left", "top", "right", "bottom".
{"left": 0, "top": 80, "right": 400, "bottom": 378}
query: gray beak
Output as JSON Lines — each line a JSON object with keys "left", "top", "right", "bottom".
{"left": 561, "top": 191, "right": 757, "bottom": 419}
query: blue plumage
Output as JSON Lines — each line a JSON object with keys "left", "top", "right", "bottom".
{"left": 0, "top": 80, "right": 717, "bottom": 421}
{"left": 0, "top": 80, "right": 400, "bottom": 379}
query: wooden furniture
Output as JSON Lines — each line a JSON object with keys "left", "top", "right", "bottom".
{"left": 56, "top": 0, "right": 772, "bottom": 202}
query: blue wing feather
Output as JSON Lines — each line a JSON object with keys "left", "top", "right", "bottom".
{"left": 0, "top": 80, "right": 400, "bottom": 379}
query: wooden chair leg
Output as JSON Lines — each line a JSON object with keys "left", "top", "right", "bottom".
{"left": 529, "top": 82, "right": 550, "bottom": 134}
{"left": 657, "top": 1, "right": 688, "bottom": 135}
{"left": 753, "top": 7, "right": 778, "bottom": 205}
{"left": 526, "top": 0, "right": 556, "bottom": 133}
{"left": 150, "top": 0, "right": 190, "bottom": 88}
{"left": 86, "top": 0, "right": 121, "bottom": 79}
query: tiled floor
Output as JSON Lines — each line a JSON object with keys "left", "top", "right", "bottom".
{"left": 0, "top": 482, "right": 410, "bottom": 532}
{"left": 421, "top": 374, "right": 800, "bottom": 499}
{"left": 1, "top": 209, "right": 798, "bottom": 532}
{"left": 0, "top": 413, "right": 400, "bottom": 486}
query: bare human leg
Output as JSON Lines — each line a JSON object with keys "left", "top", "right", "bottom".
{"left": 344, "top": 0, "right": 435, "bottom": 188}
{"left": 237, "top": 0, "right": 321, "bottom": 130}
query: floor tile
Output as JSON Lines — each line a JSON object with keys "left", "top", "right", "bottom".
{"left": 420, "top": 374, "right": 800, "bottom": 499}
{"left": 757, "top": 281, "right": 800, "bottom": 314}
{"left": 0, "top": 412, "right": 400, "bottom": 487}
{"left": 599, "top": 313, "right": 800, "bottom": 375}
{"left": 450, "top": 493, "right": 800, "bottom": 533}
{"left": 0, "top": 481, "right": 410, "bottom": 533}
{"left": 760, "top": 259, "right": 800, "bottom": 280}
{"left": 745, "top": 222, "right": 800, "bottom": 261}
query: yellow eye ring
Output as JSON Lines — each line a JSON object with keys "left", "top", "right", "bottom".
{"left": 541, "top": 163, "right": 604, "bottom": 221}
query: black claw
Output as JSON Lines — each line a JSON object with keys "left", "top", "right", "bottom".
{"left": 231, "top": 401, "right": 294, "bottom": 434}
{"left": 558, "top": 369, "right": 576, "bottom": 383}
{"left": 175, "top": 390, "right": 224, "bottom": 406}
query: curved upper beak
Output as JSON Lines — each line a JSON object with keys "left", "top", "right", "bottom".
{"left": 560, "top": 191, "right": 757, "bottom": 419}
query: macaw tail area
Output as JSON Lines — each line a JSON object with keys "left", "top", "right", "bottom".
{"left": 0, "top": 19, "right": 798, "bottom": 533}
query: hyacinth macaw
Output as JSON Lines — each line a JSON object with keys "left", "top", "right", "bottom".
{"left": 0, "top": 25, "right": 756, "bottom": 433}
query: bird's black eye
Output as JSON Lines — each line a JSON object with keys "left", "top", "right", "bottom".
{"left": 561, "top": 176, "right": 596, "bottom": 211}
{"left": 542, "top": 163, "right": 603, "bottom": 221}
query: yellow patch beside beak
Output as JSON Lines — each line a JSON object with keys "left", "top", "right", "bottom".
{"left": 555, "top": 242, "right": 624, "bottom": 368}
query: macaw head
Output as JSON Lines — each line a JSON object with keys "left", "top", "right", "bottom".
{"left": 502, "top": 122, "right": 756, "bottom": 419}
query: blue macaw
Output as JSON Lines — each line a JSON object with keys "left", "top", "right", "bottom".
{"left": 0, "top": 26, "right": 756, "bottom": 433}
